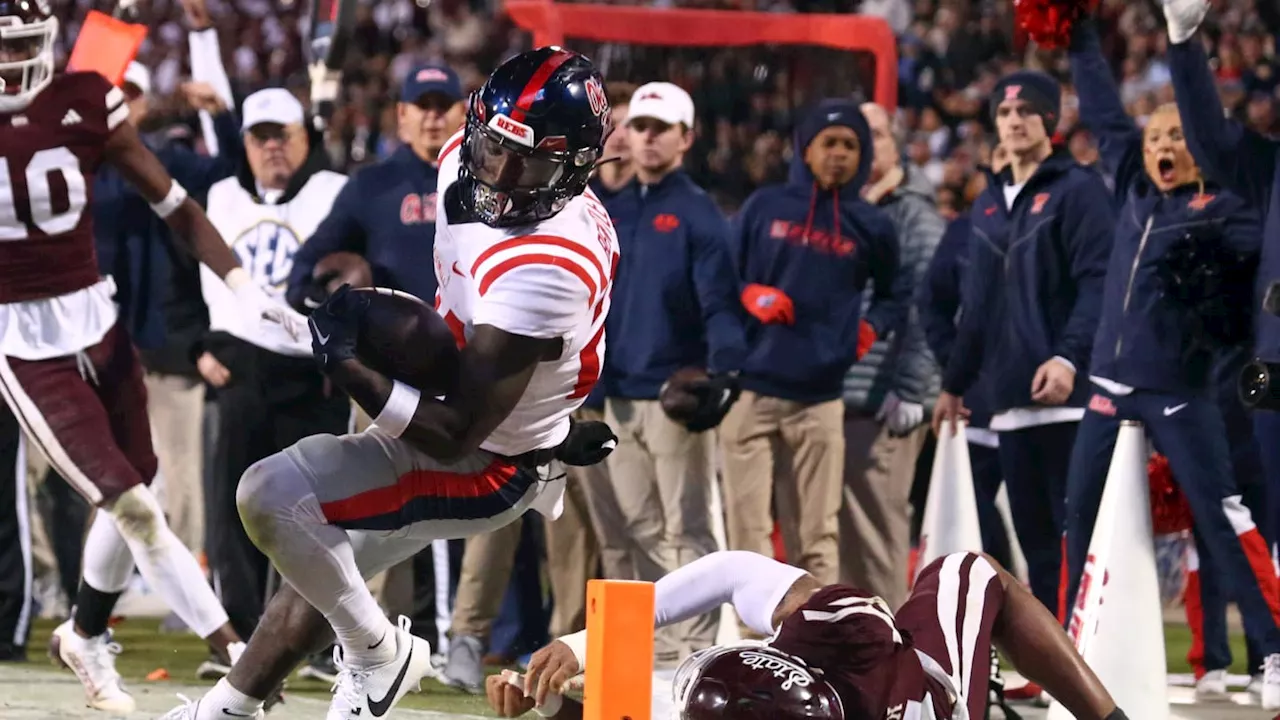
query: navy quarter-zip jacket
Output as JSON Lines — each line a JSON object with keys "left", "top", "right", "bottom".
{"left": 942, "top": 150, "right": 1115, "bottom": 413}
{"left": 287, "top": 144, "right": 442, "bottom": 307}
{"left": 1071, "top": 25, "right": 1261, "bottom": 394}
{"left": 598, "top": 169, "right": 747, "bottom": 399}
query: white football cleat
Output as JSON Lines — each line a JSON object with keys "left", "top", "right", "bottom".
{"left": 49, "top": 619, "right": 135, "bottom": 714}
{"left": 1194, "top": 668, "right": 1229, "bottom": 701}
{"left": 1263, "top": 653, "right": 1280, "bottom": 710}
{"left": 327, "top": 616, "right": 435, "bottom": 720}
{"left": 158, "top": 694, "right": 265, "bottom": 720}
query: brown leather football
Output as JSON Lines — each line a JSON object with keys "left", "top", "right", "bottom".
{"left": 315, "top": 252, "right": 374, "bottom": 293}
{"left": 659, "top": 366, "right": 709, "bottom": 423}
{"left": 352, "top": 287, "right": 460, "bottom": 397}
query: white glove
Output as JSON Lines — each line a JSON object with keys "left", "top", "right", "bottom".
{"left": 876, "top": 391, "right": 925, "bottom": 437}
{"left": 227, "top": 268, "right": 312, "bottom": 357}
{"left": 1162, "top": 0, "right": 1209, "bottom": 44}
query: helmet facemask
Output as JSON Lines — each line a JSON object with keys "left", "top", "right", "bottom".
{"left": 459, "top": 109, "right": 599, "bottom": 228}
{"left": 0, "top": 12, "right": 55, "bottom": 112}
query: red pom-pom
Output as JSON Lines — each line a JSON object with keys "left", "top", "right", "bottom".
{"left": 1014, "top": 0, "right": 1099, "bottom": 50}
{"left": 1148, "top": 453, "right": 1194, "bottom": 535}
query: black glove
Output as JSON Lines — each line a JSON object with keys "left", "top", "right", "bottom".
{"left": 309, "top": 284, "right": 367, "bottom": 373}
{"left": 555, "top": 417, "right": 618, "bottom": 466}
{"left": 684, "top": 373, "right": 742, "bottom": 433}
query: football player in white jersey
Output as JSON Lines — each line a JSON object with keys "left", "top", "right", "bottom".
{"left": 163, "top": 47, "right": 620, "bottom": 720}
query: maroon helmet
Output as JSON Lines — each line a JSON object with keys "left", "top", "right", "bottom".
{"left": 673, "top": 644, "right": 845, "bottom": 720}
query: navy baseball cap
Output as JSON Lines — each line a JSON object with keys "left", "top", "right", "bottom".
{"left": 401, "top": 63, "right": 463, "bottom": 104}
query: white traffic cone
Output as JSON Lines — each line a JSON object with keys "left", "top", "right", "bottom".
{"left": 1048, "top": 421, "right": 1169, "bottom": 720}
{"left": 916, "top": 421, "right": 983, "bottom": 582}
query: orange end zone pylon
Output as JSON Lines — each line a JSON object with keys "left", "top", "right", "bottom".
{"left": 584, "top": 579, "right": 655, "bottom": 720}
{"left": 67, "top": 10, "right": 147, "bottom": 87}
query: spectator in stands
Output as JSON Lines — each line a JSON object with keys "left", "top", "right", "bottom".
{"left": 837, "top": 102, "right": 943, "bottom": 611}
{"left": 595, "top": 82, "right": 746, "bottom": 666}
{"left": 932, "top": 71, "right": 1115, "bottom": 621}
{"left": 197, "top": 89, "right": 351, "bottom": 653}
{"left": 722, "top": 99, "right": 907, "bottom": 589}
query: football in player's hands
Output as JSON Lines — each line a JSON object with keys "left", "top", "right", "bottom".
{"left": 350, "top": 287, "right": 461, "bottom": 397}
{"left": 555, "top": 418, "right": 617, "bottom": 466}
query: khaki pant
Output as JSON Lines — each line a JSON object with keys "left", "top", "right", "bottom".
{"left": 838, "top": 412, "right": 928, "bottom": 610}
{"left": 450, "top": 456, "right": 602, "bottom": 641}
{"left": 719, "top": 391, "right": 844, "bottom": 585}
{"left": 571, "top": 407, "right": 635, "bottom": 582}
{"left": 144, "top": 372, "right": 205, "bottom": 554}
{"left": 604, "top": 398, "right": 717, "bottom": 664}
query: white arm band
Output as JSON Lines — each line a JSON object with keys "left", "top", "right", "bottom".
{"left": 373, "top": 381, "right": 421, "bottom": 438}
{"left": 150, "top": 181, "right": 189, "bottom": 219}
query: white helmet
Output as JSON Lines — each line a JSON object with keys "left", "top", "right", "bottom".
{"left": 0, "top": 0, "right": 57, "bottom": 112}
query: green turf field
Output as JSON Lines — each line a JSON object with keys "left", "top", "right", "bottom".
{"left": 17, "top": 616, "right": 1254, "bottom": 717}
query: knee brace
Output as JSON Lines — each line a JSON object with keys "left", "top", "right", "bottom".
{"left": 106, "top": 484, "right": 167, "bottom": 546}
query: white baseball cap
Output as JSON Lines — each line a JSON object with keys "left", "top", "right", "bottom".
{"left": 241, "top": 88, "right": 305, "bottom": 131}
{"left": 626, "top": 82, "right": 695, "bottom": 128}
{"left": 122, "top": 61, "right": 150, "bottom": 96}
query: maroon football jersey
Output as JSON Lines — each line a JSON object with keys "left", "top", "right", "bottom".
{"left": 0, "top": 71, "right": 127, "bottom": 303}
{"left": 770, "top": 584, "right": 953, "bottom": 720}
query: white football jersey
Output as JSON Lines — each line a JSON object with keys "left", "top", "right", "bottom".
{"left": 433, "top": 132, "right": 618, "bottom": 456}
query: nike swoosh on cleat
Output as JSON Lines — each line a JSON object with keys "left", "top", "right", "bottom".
{"left": 368, "top": 633, "right": 386, "bottom": 650}
{"left": 367, "top": 643, "right": 414, "bottom": 717}
{"left": 221, "top": 710, "right": 253, "bottom": 718}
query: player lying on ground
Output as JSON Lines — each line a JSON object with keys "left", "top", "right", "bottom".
{"left": 163, "top": 47, "right": 627, "bottom": 720}
{"left": 487, "top": 551, "right": 1128, "bottom": 720}
{"left": 0, "top": 1, "right": 310, "bottom": 713}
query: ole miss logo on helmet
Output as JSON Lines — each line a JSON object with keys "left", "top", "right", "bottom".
{"left": 584, "top": 76, "right": 608, "bottom": 118}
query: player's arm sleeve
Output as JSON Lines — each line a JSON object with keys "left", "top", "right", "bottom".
{"left": 105, "top": 82, "right": 130, "bottom": 133}
{"left": 1053, "top": 176, "right": 1115, "bottom": 369}
{"left": 1069, "top": 22, "right": 1144, "bottom": 194}
{"left": 652, "top": 551, "right": 810, "bottom": 637}
{"left": 189, "top": 27, "right": 236, "bottom": 156}
{"left": 1169, "top": 36, "right": 1279, "bottom": 212}
{"left": 286, "top": 178, "right": 366, "bottom": 309}
{"left": 690, "top": 211, "right": 748, "bottom": 374}
{"left": 472, "top": 242, "right": 603, "bottom": 339}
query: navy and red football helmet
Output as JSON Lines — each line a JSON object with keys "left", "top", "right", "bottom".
{"left": 674, "top": 644, "right": 845, "bottom": 720}
{"left": 0, "top": 0, "right": 55, "bottom": 111}
{"left": 459, "top": 46, "right": 611, "bottom": 227}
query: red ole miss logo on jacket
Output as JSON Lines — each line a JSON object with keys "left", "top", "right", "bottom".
{"left": 769, "top": 219, "right": 856, "bottom": 257}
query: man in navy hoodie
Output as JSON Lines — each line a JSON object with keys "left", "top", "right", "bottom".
{"left": 1067, "top": 20, "right": 1280, "bottom": 705}
{"left": 721, "top": 99, "right": 907, "bottom": 586}
{"left": 932, "top": 71, "right": 1114, "bottom": 617}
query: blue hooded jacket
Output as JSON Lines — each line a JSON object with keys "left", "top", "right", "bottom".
{"left": 918, "top": 216, "right": 993, "bottom": 428}
{"left": 1169, "top": 36, "right": 1280, "bottom": 362}
{"left": 942, "top": 148, "right": 1115, "bottom": 413}
{"left": 1071, "top": 24, "right": 1261, "bottom": 395}
{"left": 731, "top": 99, "right": 909, "bottom": 404}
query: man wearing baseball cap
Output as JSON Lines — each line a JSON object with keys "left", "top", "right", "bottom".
{"left": 588, "top": 80, "right": 746, "bottom": 669}
{"left": 199, "top": 84, "right": 353, "bottom": 647}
